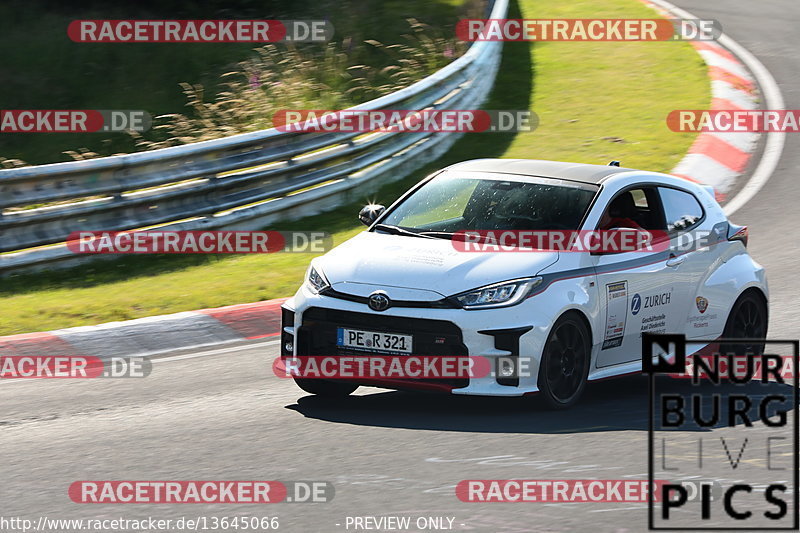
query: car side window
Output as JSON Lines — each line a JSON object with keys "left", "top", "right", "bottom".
{"left": 598, "top": 187, "right": 665, "bottom": 231}
{"left": 659, "top": 187, "right": 704, "bottom": 233}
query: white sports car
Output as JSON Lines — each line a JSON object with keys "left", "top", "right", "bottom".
{"left": 281, "top": 159, "right": 768, "bottom": 407}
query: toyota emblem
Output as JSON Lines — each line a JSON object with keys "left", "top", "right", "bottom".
{"left": 368, "top": 291, "right": 391, "bottom": 311}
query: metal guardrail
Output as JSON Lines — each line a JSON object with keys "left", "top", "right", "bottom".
{"left": 0, "top": 0, "right": 508, "bottom": 275}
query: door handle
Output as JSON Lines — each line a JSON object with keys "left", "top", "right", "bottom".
{"left": 666, "top": 254, "right": 686, "bottom": 267}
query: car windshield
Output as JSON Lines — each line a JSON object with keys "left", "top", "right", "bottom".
{"left": 378, "top": 172, "right": 598, "bottom": 234}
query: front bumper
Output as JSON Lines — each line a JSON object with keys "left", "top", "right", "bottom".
{"left": 281, "top": 285, "right": 553, "bottom": 396}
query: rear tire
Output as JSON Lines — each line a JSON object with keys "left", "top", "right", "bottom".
{"left": 537, "top": 313, "right": 591, "bottom": 409}
{"left": 720, "top": 290, "right": 768, "bottom": 357}
{"left": 293, "top": 378, "right": 358, "bottom": 397}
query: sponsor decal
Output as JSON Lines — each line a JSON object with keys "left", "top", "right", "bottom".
{"left": 640, "top": 313, "right": 667, "bottom": 334}
{"left": 696, "top": 296, "right": 709, "bottom": 314}
{"left": 631, "top": 293, "right": 642, "bottom": 315}
{"left": 634, "top": 291, "right": 672, "bottom": 334}
{"left": 688, "top": 312, "right": 717, "bottom": 330}
{"left": 602, "top": 281, "right": 628, "bottom": 350}
{"left": 644, "top": 292, "right": 671, "bottom": 309}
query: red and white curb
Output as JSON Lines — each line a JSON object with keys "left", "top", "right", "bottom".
{"left": 641, "top": 0, "right": 761, "bottom": 203}
{"left": 0, "top": 299, "right": 286, "bottom": 359}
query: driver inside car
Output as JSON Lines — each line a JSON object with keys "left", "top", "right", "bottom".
{"left": 598, "top": 191, "right": 643, "bottom": 230}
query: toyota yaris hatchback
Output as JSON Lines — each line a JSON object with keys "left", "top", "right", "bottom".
{"left": 281, "top": 159, "right": 768, "bottom": 408}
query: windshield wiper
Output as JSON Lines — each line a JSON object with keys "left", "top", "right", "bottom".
{"left": 373, "top": 224, "right": 435, "bottom": 239}
{"left": 417, "top": 231, "right": 455, "bottom": 240}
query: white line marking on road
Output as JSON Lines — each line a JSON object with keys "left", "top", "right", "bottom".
{"left": 646, "top": 0, "right": 786, "bottom": 217}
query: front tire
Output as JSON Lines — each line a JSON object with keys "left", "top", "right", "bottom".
{"left": 537, "top": 313, "right": 591, "bottom": 409}
{"left": 293, "top": 378, "right": 358, "bottom": 397}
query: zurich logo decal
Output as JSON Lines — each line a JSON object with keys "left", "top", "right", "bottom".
{"left": 631, "top": 293, "right": 642, "bottom": 315}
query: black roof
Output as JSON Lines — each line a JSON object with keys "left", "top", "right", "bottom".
{"left": 445, "top": 159, "right": 637, "bottom": 184}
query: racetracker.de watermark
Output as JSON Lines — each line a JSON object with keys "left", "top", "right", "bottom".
{"left": 451, "top": 229, "right": 669, "bottom": 253}
{"left": 456, "top": 19, "right": 721, "bottom": 41}
{"left": 67, "top": 231, "right": 332, "bottom": 254}
{"left": 0, "top": 110, "right": 151, "bottom": 133}
{"left": 0, "top": 356, "right": 150, "bottom": 379}
{"left": 275, "top": 355, "right": 493, "bottom": 380}
{"left": 456, "top": 480, "right": 667, "bottom": 502}
{"left": 451, "top": 228, "right": 734, "bottom": 254}
{"left": 668, "top": 110, "right": 800, "bottom": 132}
{"left": 272, "top": 110, "right": 537, "bottom": 133}
{"left": 68, "top": 20, "right": 333, "bottom": 43}
{"left": 68, "top": 481, "right": 333, "bottom": 504}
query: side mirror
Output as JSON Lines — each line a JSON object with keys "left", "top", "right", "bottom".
{"left": 358, "top": 204, "right": 385, "bottom": 226}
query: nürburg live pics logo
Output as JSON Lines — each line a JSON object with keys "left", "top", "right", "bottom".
{"left": 643, "top": 333, "right": 799, "bottom": 530}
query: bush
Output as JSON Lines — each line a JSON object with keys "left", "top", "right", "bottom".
{"left": 130, "top": 20, "right": 466, "bottom": 151}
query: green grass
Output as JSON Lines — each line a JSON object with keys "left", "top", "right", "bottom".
{"left": 0, "top": 0, "right": 467, "bottom": 165}
{"left": 0, "top": 0, "right": 710, "bottom": 336}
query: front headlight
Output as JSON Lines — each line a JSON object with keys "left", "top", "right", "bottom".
{"left": 306, "top": 264, "right": 330, "bottom": 294}
{"left": 451, "top": 277, "right": 542, "bottom": 309}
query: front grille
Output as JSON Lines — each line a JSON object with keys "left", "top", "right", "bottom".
{"left": 296, "top": 307, "right": 469, "bottom": 389}
{"left": 320, "top": 287, "right": 457, "bottom": 309}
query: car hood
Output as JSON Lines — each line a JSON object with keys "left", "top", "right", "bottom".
{"left": 316, "top": 231, "right": 560, "bottom": 298}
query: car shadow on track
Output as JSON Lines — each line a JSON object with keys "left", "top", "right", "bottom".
{"left": 286, "top": 375, "right": 794, "bottom": 434}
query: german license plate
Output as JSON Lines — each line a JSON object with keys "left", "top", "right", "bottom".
{"left": 337, "top": 328, "right": 413, "bottom": 354}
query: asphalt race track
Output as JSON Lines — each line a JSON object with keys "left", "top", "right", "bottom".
{"left": 1, "top": 2, "right": 798, "bottom": 531}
